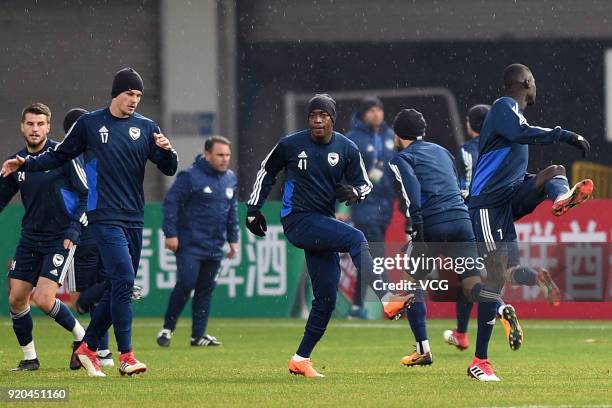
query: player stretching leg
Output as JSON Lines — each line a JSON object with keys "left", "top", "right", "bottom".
{"left": 0, "top": 103, "right": 88, "bottom": 371}
{"left": 467, "top": 64, "right": 592, "bottom": 367}
{"left": 1, "top": 69, "right": 178, "bottom": 377}
{"left": 390, "top": 108, "right": 509, "bottom": 381}
{"left": 246, "top": 94, "right": 412, "bottom": 378}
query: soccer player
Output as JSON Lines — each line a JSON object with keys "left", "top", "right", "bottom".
{"left": 246, "top": 94, "right": 411, "bottom": 378}
{"left": 157, "top": 136, "right": 238, "bottom": 347}
{"left": 345, "top": 96, "right": 396, "bottom": 319}
{"left": 468, "top": 63, "right": 592, "bottom": 352}
{"left": 62, "top": 108, "right": 114, "bottom": 370}
{"left": 389, "top": 108, "right": 519, "bottom": 381}
{"left": 1, "top": 68, "right": 178, "bottom": 377}
{"left": 444, "top": 104, "right": 490, "bottom": 351}
{"left": 0, "top": 103, "right": 88, "bottom": 371}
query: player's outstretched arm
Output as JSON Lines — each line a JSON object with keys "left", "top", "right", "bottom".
{"left": 0, "top": 155, "right": 25, "bottom": 178}
{"left": 18, "top": 120, "right": 87, "bottom": 175}
{"left": 495, "top": 99, "right": 591, "bottom": 156}
{"left": 246, "top": 141, "right": 286, "bottom": 237}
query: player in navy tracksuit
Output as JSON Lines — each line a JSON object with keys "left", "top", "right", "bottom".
{"left": 444, "top": 104, "right": 490, "bottom": 351}
{"left": 246, "top": 94, "right": 411, "bottom": 378}
{"left": 60, "top": 108, "right": 115, "bottom": 371}
{"left": 0, "top": 103, "right": 87, "bottom": 371}
{"left": 157, "top": 136, "right": 238, "bottom": 348}
{"left": 389, "top": 108, "right": 521, "bottom": 381}
{"left": 345, "top": 96, "right": 396, "bottom": 319}
{"left": 2, "top": 68, "right": 178, "bottom": 377}
{"left": 469, "top": 64, "right": 593, "bottom": 326}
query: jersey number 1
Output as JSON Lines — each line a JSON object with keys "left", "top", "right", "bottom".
{"left": 298, "top": 158, "right": 307, "bottom": 170}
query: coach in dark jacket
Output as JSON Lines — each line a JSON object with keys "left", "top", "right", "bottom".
{"left": 345, "top": 96, "right": 396, "bottom": 319}
{"left": 157, "top": 136, "right": 238, "bottom": 347}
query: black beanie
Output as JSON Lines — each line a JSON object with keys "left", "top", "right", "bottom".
{"left": 467, "top": 104, "right": 491, "bottom": 134}
{"left": 393, "top": 108, "right": 427, "bottom": 140}
{"left": 63, "top": 108, "right": 89, "bottom": 133}
{"left": 359, "top": 96, "right": 383, "bottom": 118}
{"left": 111, "top": 67, "right": 144, "bottom": 98}
{"left": 307, "top": 94, "right": 337, "bottom": 123}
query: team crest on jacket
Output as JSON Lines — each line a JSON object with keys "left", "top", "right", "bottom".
{"left": 226, "top": 187, "right": 234, "bottom": 199}
{"left": 328, "top": 152, "right": 339, "bottom": 167}
{"left": 53, "top": 254, "right": 64, "bottom": 267}
{"left": 129, "top": 127, "right": 141, "bottom": 140}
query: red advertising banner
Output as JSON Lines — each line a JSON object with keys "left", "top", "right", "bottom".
{"left": 385, "top": 199, "right": 612, "bottom": 319}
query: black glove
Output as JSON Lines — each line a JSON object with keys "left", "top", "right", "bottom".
{"left": 335, "top": 183, "right": 360, "bottom": 206}
{"left": 246, "top": 210, "right": 267, "bottom": 237}
{"left": 407, "top": 223, "right": 425, "bottom": 243}
{"left": 566, "top": 132, "right": 590, "bottom": 158}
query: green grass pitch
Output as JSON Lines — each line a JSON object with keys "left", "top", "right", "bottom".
{"left": 1, "top": 317, "right": 610, "bottom": 407}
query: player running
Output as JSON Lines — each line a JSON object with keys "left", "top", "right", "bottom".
{"left": 467, "top": 63, "right": 593, "bottom": 354}
{"left": 390, "top": 108, "right": 519, "bottom": 381}
{"left": 1, "top": 68, "right": 178, "bottom": 377}
{"left": 0, "top": 103, "right": 88, "bottom": 371}
{"left": 246, "top": 94, "right": 412, "bottom": 378}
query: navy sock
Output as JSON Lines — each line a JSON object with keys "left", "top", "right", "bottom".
{"left": 46, "top": 299, "right": 76, "bottom": 332}
{"left": 11, "top": 306, "right": 34, "bottom": 346}
{"left": 406, "top": 289, "right": 427, "bottom": 343}
{"left": 475, "top": 301, "right": 497, "bottom": 359}
{"left": 163, "top": 282, "right": 193, "bottom": 332}
{"left": 510, "top": 266, "right": 538, "bottom": 286}
{"left": 456, "top": 291, "right": 473, "bottom": 333}
{"left": 545, "top": 175, "right": 569, "bottom": 201}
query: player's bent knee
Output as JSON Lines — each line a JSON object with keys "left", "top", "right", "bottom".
{"left": 32, "top": 292, "right": 55, "bottom": 313}
{"left": 8, "top": 293, "right": 29, "bottom": 311}
{"left": 541, "top": 164, "right": 566, "bottom": 179}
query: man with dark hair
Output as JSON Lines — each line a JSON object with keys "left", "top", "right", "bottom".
{"left": 62, "top": 108, "right": 115, "bottom": 371}
{"left": 468, "top": 63, "right": 593, "bottom": 356}
{"left": 389, "top": 108, "right": 517, "bottom": 381}
{"left": 157, "top": 135, "right": 238, "bottom": 347}
{"left": 246, "top": 94, "right": 411, "bottom": 378}
{"left": 0, "top": 103, "right": 88, "bottom": 371}
{"left": 345, "top": 96, "right": 396, "bottom": 319}
{"left": 1, "top": 68, "right": 178, "bottom": 377}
